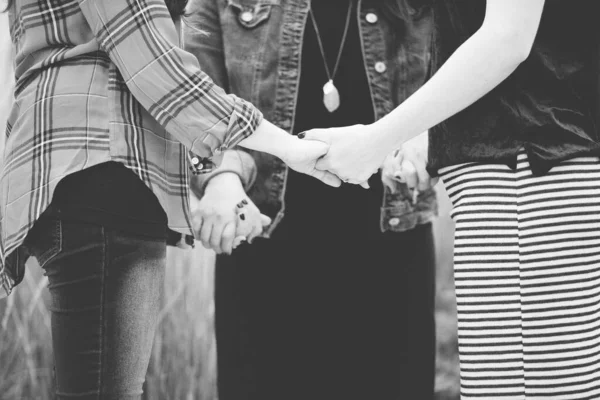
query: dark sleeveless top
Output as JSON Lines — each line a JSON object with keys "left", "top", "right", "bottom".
{"left": 427, "top": 0, "right": 600, "bottom": 176}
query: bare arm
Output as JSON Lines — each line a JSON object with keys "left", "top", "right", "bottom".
{"left": 374, "top": 0, "right": 545, "bottom": 152}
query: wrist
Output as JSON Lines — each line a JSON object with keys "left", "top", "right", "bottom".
{"left": 368, "top": 122, "right": 397, "bottom": 161}
{"left": 205, "top": 172, "right": 244, "bottom": 195}
{"left": 240, "top": 120, "right": 293, "bottom": 159}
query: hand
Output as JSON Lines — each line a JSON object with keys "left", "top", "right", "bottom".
{"left": 300, "top": 124, "right": 386, "bottom": 188}
{"left": 381, "top": 150, "right": 404, "bottom": 194}
{"left": 190, "top": 173, "right": 271, "bottom": 254}
{"left": 279, "top": 136, "right": 342, "bottom": 187}
{"left": 392, "top": 131, "right": 439, "bottom": 193}
{"left": 239, "top": 120, "right": 341, "bottom": 187}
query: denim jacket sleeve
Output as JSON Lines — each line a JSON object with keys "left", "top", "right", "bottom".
{"left": 183, "top": 0, "right": 258, "bottom": 194}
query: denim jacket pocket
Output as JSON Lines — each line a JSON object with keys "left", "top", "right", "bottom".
{"left": 227, "top": 0, "right": 280, "bottom": 29}
{"left": 24, "top": 215, "right": 63, "bottom": 268}
{"left": 380, "top": 187, "right": 438, "bottom": 233}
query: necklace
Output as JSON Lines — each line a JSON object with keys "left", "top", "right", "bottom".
{"left": 309, "top": 1, "right": 354, "bottom": 113}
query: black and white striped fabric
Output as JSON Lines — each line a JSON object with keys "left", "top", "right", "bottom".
{"left": 439, "top": 152, "right": 600, "bottom": 399}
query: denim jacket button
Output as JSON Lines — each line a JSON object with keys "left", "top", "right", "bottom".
{"left": 191, "top": 156, "right": 200, "bottom": 165}
{"left": 375, "top": 62, "right": 387, "bottom": 73}
{"left": 241, "top": 11, "right": 254, "bottom": 23}
{"left": 366, "top": 13, "right": 378, "bottom": 24}
{"left": 389, "top": 217, "right": 401, "bottom": 227}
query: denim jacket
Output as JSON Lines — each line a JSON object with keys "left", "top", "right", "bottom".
{"left": 183, "top": 0, "right": 437, "bottom": 236}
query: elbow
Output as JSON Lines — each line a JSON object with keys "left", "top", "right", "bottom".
{"left": 512, "top": 35, "right": 535, "bottom": 65}
{"left": 486, "top": 26, "right": 536, "bottom": 66}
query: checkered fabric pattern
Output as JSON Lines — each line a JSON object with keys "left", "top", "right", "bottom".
{"left": 0, "top": 0, "right": 263, "bottom": 298}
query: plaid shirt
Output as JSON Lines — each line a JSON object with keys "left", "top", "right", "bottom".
{"left": 0, "top": 0, "right": 263, "bottom": 299}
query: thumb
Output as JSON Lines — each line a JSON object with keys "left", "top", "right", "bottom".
{"left": 381, "top": 174, "right": 396, "bottom": 193}
{"left": 260, "top": 214, "right": 272, "bottom": 227}
{"left": 311, "top": 169, "right": 342, "bottom": 187}
{"left": 299, "top": 129, "right": 331, "bottom": 144}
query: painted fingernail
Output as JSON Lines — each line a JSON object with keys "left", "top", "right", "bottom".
{"left": 412, "top": 189, "right": 419, "bottom": 204}
{"left": 239, "top": 213, "right": 246, "bottom": 221}
{"left": 242, "top": 199, "right": 248, "bottom": 205}
{"left": 298, "top": 132, "right": 306, "bottom": 139}
{"left": 237, "top": 203, "right": 244, "bottom": 209}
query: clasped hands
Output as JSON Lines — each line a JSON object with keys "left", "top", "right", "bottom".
{"left": 191, "top": 126, "right": 437, "bottom": 254}
{"left": 300, "top": 125, "right": 438, "bottom": 193}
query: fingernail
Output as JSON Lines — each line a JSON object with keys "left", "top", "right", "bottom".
{"left": 412, "top": 189, "right": 419, "bottom": 205}
{"left": 298, "top": 132, "right": 306, "bottom": 139}
{"left": 242, "top": 199, "right": 248, "bottom": 205}
{"left": 237, "top": 203, "right": 244, "bottom": 209}
{"left": 239, "top": 213, "right": 246, "bottom": 221}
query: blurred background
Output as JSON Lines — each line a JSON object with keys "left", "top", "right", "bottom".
{"left": 0, "top": 197, "right": 460, "bottom": 400}
{"left": 0, "top": 10, "right": 459, "bottom": 400}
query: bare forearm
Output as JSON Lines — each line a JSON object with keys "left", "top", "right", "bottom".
{"left": 373, "top": 0, "right": 545, "bottom": 153}
{"left": 238, "top": 120, "right": 296, "bottom": 160}
{"left": 374, "top": 28, "right": 527, "bottom": 152}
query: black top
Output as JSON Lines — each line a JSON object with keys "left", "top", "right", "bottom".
{"left": 427, "top": 0, "right": 600, "bottom": 176}
{"left": 274, "top": 0, "right": 383, "bottom": 242}
{"left": 49, "top": 162, "right": 168, "bottom": 239}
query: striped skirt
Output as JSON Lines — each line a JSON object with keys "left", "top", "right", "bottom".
{"left": 439, "top": 153, "right": 600, "bottom": 399}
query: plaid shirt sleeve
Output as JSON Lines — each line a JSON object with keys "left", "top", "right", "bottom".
{"left": 77, "top": 0, "right": 263, "bottom": 164}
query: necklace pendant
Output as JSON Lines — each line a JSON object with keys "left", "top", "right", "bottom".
{"left": 322, "top": 80, "right": 340, "bottom": 113}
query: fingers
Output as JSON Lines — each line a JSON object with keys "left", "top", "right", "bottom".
{"left": 381, "top": 173, "right": 396, "bottom": 192}
{"left": 209, "top": 221, "right": 226, "bottom": 253}
{"left": 232, "top": 236, "right": 247, "bottom": 249}
{"left": 298, "top": 129, "right": 331, "bottom": 144}
{"left": 315, "top": 156, "right": 328, "bottom": 172}
{"left": 242, "top": 212, "right": 270, "bottom": 244}
{"left": 311, "top": 169, "right": 342, "bottom": 187}
{"left": 247, "top": 223, "right": 263, "bottom": 244}
{"left": 192, "top": 215, "right": 204, "bottom": 238}
{"left": 233, "top": 204, "right": 268, "bottom": 243}
{"left": 416, "top": 164, "right": 432, "bottom": 192}
{"left": 400, "top": 159, "right": 418, "bottom": 190}
{"left": 381, "top": 152, "right": 402, "bottom": 193}
{"left": 220, "top": 222, "right": 236, "bottom": 255}
{"left": 199, "top": 220, "right": 214, "bottom": 250}
{"left": 260, "top": 214, "right": 272, "bottom": 227}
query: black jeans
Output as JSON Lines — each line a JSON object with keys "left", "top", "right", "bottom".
{"left": 24, "top": 214, "right": 166, "bottom": 400}
{"left": 215, "top": 223, "right": 437, "bottom": 400}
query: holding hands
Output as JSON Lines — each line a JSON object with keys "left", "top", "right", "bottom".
{"left": 381, "top": 131, "right": 438, "bottom": 195}
{"left": 192, "top": 126, "right": 436, "bottom": 254}
{"left": 299, "top": 125, "right": 383, "bottom": 188}
{"left": 190, "top": 172, "right": 270, "bottom": 254}
{"left": 300, "top": 125, "right": 437, "bottom": 192}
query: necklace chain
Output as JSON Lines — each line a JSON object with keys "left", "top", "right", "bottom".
{"left": 309, "top": 1, "right": 354, "bottom": 82}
